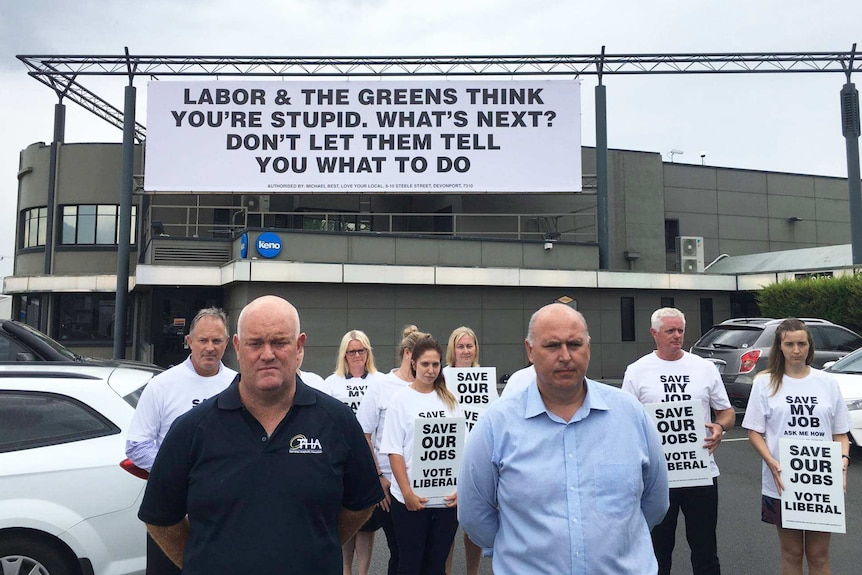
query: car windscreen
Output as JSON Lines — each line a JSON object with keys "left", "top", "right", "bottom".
{"left": 695, "top": 327, "right": 762, "bottom": 349}
{"left": 827, "top": 349, "right": 862, "bottom": 374}
{"left": 5, "top": 321, "right": 78, "bottom": 361}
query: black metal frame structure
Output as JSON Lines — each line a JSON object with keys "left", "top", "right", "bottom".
{"left": 17, "top": 50, "right": 862, "bottom": 142}
{"left": 15, "top": 49, "right": 862, "bottom": 358}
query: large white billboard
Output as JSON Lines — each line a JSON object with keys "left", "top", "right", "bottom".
{"left": 144, "top": 80, "right": 581, "bottom": 193}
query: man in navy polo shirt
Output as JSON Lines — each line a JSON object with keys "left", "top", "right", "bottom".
{"left": 139, "top": 295, "right": 383, "bottom": 574}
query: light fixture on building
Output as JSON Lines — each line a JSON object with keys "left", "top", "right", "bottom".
{"left": 624, "top": 250, "right": 641, "bottom": 270}
{"left": 787, "top": 216, "right": 804, "bottom": 223}
{"left": 543, "top": 232, "right": 560, "bottom": 251}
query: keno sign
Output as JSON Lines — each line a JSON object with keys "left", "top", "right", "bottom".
{"left": 144, "top": 80, "right": 581, "bottom": 193}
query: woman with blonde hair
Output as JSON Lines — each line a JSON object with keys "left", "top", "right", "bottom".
{"left": 446, "top": 325, "right": 479, "bottom": 368}
{"left": 444, "top": 326, "right": 484, "bottom": 575}
{"left": 742, "top": 318, "right": 851, "bottom": 575}
{"left": 325, "top": 329, "right": 387, "bottom": 575}
{"left": 356, "top": 325, "right": 426, "bottom": 575}
{"left": 380, "top": 335, "right": 462, "bottom": 575}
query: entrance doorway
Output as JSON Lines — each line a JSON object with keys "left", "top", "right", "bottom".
{"left": 151, "top": 287, "right": 224, "bottom": 368}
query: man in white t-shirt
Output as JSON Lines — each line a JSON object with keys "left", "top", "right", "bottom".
{"left": 499, "top": 364, "right": 534, "bottom": 398}
{"left": 622, "top": 307, "right": 735, "bottom": 575}
{"left": 126, "top": 307, "right": 237, "bottom": 575}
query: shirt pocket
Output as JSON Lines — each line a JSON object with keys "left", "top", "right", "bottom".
{"left": 594, "top": 463, "right": 640, "bottom": 518}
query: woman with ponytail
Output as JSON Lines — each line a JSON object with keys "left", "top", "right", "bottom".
{"left": 380, "top": 335, "right": 462, "bottom": 575}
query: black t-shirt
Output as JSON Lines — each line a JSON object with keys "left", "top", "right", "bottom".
{"left": 139, "top": 376, "right": 383, "bottom": 575}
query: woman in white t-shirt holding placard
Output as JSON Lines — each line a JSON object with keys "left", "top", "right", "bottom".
{"left": 324, "top": 329, "right": 386, "bottom": 575}
{"left": 444, "top": 326, "right": 485, "bottom": 575}
{"left": 381, "top": 335, "right": 463, "bottom": 575}
{"left": 356, "top": 325, "right": 426, "bottom": 575}
{"left": 743, "top": 318, "right": 851, "bottom": 575}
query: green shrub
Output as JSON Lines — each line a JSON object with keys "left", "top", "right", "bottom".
{"left": 756, "top": 273, "right": 862, "bottom": 333}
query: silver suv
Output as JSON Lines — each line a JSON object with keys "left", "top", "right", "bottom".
{"left": 690, "top": 318, "right": 862, "bottom": 410}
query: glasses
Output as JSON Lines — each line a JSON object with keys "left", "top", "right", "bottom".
{"left": 346, "top": 348, "right": 368, "bottom": 357}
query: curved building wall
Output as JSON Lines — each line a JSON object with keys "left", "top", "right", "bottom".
{"left": 15, "top": 142, "right": 144, "bottom": 277}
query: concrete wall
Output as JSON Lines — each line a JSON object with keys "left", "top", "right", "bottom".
{"left": 220, "top": 282, "right": 731, "bottom": 381}
{"left": 664, "top": 163, "right": 851, "bottom": 265}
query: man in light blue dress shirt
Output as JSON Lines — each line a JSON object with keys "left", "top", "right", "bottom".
{"left": 458, "top": 303, "right": 669, "bottom": 574}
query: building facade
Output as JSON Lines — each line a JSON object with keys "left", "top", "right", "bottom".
{"left": 5, "top": 141, "right": 853, "bottom": 380}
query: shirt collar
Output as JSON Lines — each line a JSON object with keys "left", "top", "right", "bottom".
{"left": 217, "top": 372, "right": 317, "bottom": 410}
{"left": 524, "top": 377, "right": 611, "bottom": 421}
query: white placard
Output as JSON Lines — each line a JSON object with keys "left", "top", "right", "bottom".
{"left": 779, "top": 438, "right": 846, "bottom": 533}
{"left": 646, "top": 400, "right": 712, "bottom": 488}
{"left": 144, "top": 80, "right": 581, "bottom": 193}
{"left": 411, "top": 416, "right": 466, "bottom": 503}
{"left": 443, "top": 366, "right": 498, "bottom": 432}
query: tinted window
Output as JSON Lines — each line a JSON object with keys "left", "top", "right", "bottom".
{"left": 696, "top": 327, "right": 762, "bottom": 349}
{"left": 820, "top": 326, "right": 862, "bottom": 352}
{"left": 621, "top": 297, "right": 635, "bottom": 342}
{"left": 0, "top": 391, "right": 119, "bottom": 453}
{"left": 808, "top": 327, "right": 828, "bottom": 352}
{"left": 0, "top": 333, "right": 34, "bottom": 362}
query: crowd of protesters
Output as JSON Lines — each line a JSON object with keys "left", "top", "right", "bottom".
{"left": 133, "top": 298, "right": 850, "bottom": 575}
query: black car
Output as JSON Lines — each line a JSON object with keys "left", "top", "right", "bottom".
{"left": 690, "top": 318, "right": 862, "bottom": 410}
{"left": 0, "top": 319, "right": 160, "bottom": 370}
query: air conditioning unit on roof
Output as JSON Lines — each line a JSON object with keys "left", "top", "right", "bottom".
{"left": 677, "top": 236, "right": 704, "bottom": 273}
{"left": 242, "top": 195, "right": 270, "bottom": 213}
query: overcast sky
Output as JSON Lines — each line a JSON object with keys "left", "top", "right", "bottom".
{"left": 2, "top": 0, "right": 861, "bottom": 286}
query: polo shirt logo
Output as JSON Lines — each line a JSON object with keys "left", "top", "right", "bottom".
{"left": 289, "top": 434, "right": 323, "bottom": 453}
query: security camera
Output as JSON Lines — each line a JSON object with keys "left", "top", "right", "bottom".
{"left": 544, "top": 242, "right": 554, "bottom": 250}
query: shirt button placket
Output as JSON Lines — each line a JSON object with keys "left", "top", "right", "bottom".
{"left": 564, "top": 424, "right": 585, "bottom": 573}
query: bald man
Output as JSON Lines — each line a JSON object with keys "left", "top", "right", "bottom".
{"left": 459, "top": 304, "right": 669, "bottom": 574}
{"left": 139, "top": 296, "right": 383, "bottom": 575}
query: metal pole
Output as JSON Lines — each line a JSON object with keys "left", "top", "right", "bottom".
{"left": 842, "top": 81, "right": 862, "bottom": 265}
{"left": 113, "top": 83, "right": 136, "bottom": 359}
{"left": 596, "top": 82, "right": 610, "bottom": 269}
{"left": 44, "top": 102, "right": 65, "bottom": 276}
{"left": 838, "top": 44, "right": 862, "bottom": 266}
{"left": 42, "top": 101, "right": 66, "bottom": 332}
{"left": 841, "top": 45, "right": 862, "bottom": 265}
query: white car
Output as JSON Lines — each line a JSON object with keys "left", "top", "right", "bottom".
{"left": 824, "top": 349, "right": 862, "bottom": 447}
{"left": 0, "top": 363, "right": 159, "bottom": 575}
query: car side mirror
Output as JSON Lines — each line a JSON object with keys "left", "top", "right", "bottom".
{"left": 16, "top": 351, "right": 37, "bottom": 361}
{"left": 823, "top": 361, "right": 836, "bottom": 369}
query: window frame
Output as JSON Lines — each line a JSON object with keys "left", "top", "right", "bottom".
{"left": 60, "top": 203, "right": 137, "bottom": 246}
{"left": 20, "top": 206, "right": 48, "bottom": 249}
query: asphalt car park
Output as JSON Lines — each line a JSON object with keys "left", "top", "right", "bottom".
{"left": 367, "top": 426, "right": 862, "bottom": 575}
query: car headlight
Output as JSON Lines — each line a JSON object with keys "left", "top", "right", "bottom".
{"left": 846, "top": 398, "right": 862, "bottom": 412}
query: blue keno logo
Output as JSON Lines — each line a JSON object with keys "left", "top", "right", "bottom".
{"left": 256, "top": 232, "right": 282, "bottom": 258}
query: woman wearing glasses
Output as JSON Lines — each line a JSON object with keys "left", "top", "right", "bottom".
{"left": 325, "top": 329, "right": 387, "bottom": 575}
